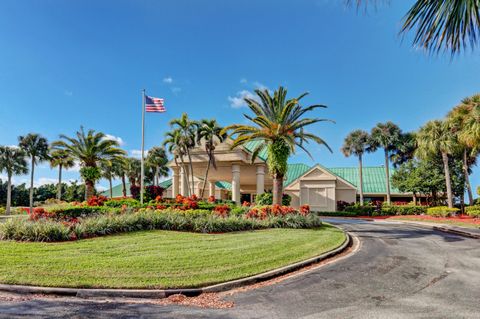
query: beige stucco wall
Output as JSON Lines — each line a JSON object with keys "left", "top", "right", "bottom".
{"left": 335, "top": 188, "right": 356, "bottom": 204}
{"left": 299, "top": 180, "right": 336, "bottom": 212}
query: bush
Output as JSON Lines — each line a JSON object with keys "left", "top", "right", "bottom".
{"left": 336, "top": 201, "right": 354, "bottom": 212}
{"left": 0, "top": 207, "right": 5, "bottom": 215}
{"left": 87, "top": 195, "right": 108, "bottom": 207}
{"left": 230, "top": 206, "right": 249, "bottom": 216}
{"left": 144, "top": 186, "right": 165, "bottom": 201}
{"left": 0, "top": 209, "right": 323, "bottom": 242}
{"left": 344, "top": 204, "right": 376, "bottom": 215}
{"left": 381, "top": 204, "right": 426, "bottom": 216}
{"left": 105, "top": 198, "right": 141, "bottom": 208}
{"left": 465, "top": 206, "right": 480, "bottom": 218}
{"left": 255, "top": 193, "right": 291, "bottom": 206}
{"left": 427, "top": 206, "right": 460, "bottom": 218}
{"left": 45, "top": 205, "right": 119, "bottom": 219}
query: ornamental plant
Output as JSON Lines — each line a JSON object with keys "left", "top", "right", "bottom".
{"left": 300, "top": 204, "right": 310, "bottom": 216}
{"left": 213, "top": 204, "right": 231, "bottom": 218}
{"left": 87, "top": 195, "right": 108, "bottom": 207}
{"left": 208, "top": 195, "right": 215, "bottom": 203}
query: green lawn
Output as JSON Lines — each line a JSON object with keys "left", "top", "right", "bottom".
{"left": 0, "top": 225, "right": 345, "bottom": 289}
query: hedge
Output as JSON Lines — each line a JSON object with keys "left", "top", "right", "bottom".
{"left": 46, "top": 205, "right": 121, "bottom": 219}
{"left": 314, "top": 211, "right": 359, "bottom": 217}
{"left": 465, "top": 206, "right": 480, "bottom": 218}
{"left": 426, "top": 206, "right": 460, "bottom": 218}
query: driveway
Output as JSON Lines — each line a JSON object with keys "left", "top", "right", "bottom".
{"left": 0, "top": 219, "right": 479, "bottom": 318}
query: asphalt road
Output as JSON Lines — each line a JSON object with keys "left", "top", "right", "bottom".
{"left": 0, "top": 219, "right": 479, "bottom": 319}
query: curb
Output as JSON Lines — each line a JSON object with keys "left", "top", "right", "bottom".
{"left": 0, "top": 231, "right": 352, "bottom": 299}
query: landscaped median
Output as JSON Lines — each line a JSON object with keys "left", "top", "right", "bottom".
{"left": 0, "top": 196, "right": 347, "bottom": 290}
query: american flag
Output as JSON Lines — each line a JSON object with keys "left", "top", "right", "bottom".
{"left": 145, "top": 95, "right": 165, "bottom": 112}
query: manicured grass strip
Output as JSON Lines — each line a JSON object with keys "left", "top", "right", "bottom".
{"left": 0, "top": 225, "right": 345, "bottom": 289}
{"left": 392, "top": 216, "right": 480, "bottom": 229}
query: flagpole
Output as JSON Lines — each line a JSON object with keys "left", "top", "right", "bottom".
{"left": 140, "top": 89, "right": 146, "bottom": 204}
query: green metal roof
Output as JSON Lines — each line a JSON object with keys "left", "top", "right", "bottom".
{"left": 328, "top": 166, "right": 401, "bottom": 194}
{"left": 103, "top": 165, "right": 401, "bottom": 197}
{"left": 243, "top": 140, "right": 268, "bottom": 161}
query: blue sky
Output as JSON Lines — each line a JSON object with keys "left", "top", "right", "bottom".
{"left": 1, "top": 0, "right": 479, "bottom": 190}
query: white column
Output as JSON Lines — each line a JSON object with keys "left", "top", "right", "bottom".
{"left": 180, "top": 167, "right": 188, "bottom": 196}
{"left": 209, "top": 181, "right": 216, "bottom": 198}
{"left": 256, "top": 164, "right": 265, "bottom": 196}
{"left": 172, "top": 167, "right": 180, "bottom": 197}
{"left": 231, "top": 164, "right": 241, "bottom": 204}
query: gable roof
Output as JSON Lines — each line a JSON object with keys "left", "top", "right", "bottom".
{"left": 328, "top": 166, "right": 400, "bottom": 194}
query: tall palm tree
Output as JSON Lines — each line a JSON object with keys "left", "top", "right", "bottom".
{"left": 53, "top": 127, "right": 126, "bottom": 199}
{"left": 417, "top": 120, "right": 457, "bottom": 208}
{"left": 447, "top": 97, "right": 479, "bottom": 205}
{"left": 100, "top": 160, "right": 114, "bottom": 198}
{"left": 341, "top": 130, "right": 370, "bottom": 205}
{"left": 111, "top": 157, "right": 128, "bottom": 197}
{"left": 164, "top": 128, "right": 191, "bottom": 196}
{"left": 196, "top": 119, "right": 226, "bottom": 198}
{"left": 368, "top": 122, "right": 402, "bottom": 204}
{"left": 124, "top": 157, "right": 141, "bottom": 187}
{"left": 350, "top": 0, "right": 480, "bottom": 55}
{"left": 389, "top": 132, "right": 418, "bottom": 168}
{"left": 169, "top": 113, "right": 198, "bottom": 196}
{"left": 222, "top": 86, "right": 332, "bottom": 205}
{"left": 18, "top": 133, "right": 49, "bottom": 213}
{"left": 0, "top": 146, "right": 28, "bottom": 215}
{"left": 49, "top": 149, "right": 75, "bottom": 200}
{"left": 146, "top": 147, "right": 169, "bottom": 186}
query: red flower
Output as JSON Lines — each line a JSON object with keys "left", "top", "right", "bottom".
{"left": 208, "top": 195, "right": 216, "bottom": 203}
{"left": 214, "top": 204, "right": 231, "bottom": 217}
{"left": 300, "top": 204, "right": 310, "bottom": 216}
{"left": 242, "top": 201, "right": 251, "bottom": 207}
{"left": 87, "top": 195, "right": 108, "bottom": 207}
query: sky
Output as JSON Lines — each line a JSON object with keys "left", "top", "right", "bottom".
{"left": 0, "top": 0, "right": 479, "bottom": 191}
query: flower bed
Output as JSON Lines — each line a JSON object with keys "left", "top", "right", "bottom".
{"left": 0, "top": 204, "right": 320, "bottom": 242}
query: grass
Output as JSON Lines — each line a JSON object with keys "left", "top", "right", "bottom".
{"left": 0, "top": 225, "right": 345, "bottom": 289}
{"left": 391, "top": 216, "right": 480, "bottom": 229}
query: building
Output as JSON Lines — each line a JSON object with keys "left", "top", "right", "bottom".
{"left": 104, "top": 140, "right": 415, "bottom": 211}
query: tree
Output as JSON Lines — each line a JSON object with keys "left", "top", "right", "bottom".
{"left": 124, "top": 157, "right": 141, "bottom": 187}
{"left": 146, "top": 147, "right": 169, "bottom": 187}
{"left": 196, "top": 119, "right": 226, "bottom": 198}
{"left": 0, "top": 146, "right": 28, "bottom": 214}
{"left": 416, "top": 120, "right": 457, "bottom": 208}
{"left": 53, "top": 127, "right": 126, "bottom": 199}
{"left": 169, "top": 113, "right": 198, "bottom": 196}
{"left": 350, "top": 0, "right": 480, "bottom": 55}
{"left": 101, "top": 156, "right": 128, "bottom": 198}
{"left": 111, "top": 157, "right": 128, "bottom": 197}
{"left": 447, "top": 97, "right": 479, "bottom": 205}
{"left": 223, "top": 86, "right": 332, "bottom": 205}
{"left": 164, "top": 128, "right": 191, "bottom": 195}
{"left": 18, "top": 133, "right": 49, "bottom": 213}
{"left": 368, "top": 122, "right": 402, "bottom": 204}
{"left": 49, "top": 149, "right": 75, "bottom": 200}
{"left": 341, "top": 130, "right": 370, "bottom": 205}
{"left": 390, "top": 132, "right": 417, "bottom": 168}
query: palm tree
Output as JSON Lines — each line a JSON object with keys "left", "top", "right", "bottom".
{"left": 196, "top": 119, "right": 226, "bottom": 198}
{"left": 124, "top": 157, "right": 141, "bottom": 187}
{"left": 164, "top": 128, "right": 191, "bottom": 196}
{"left": 447, "top": 97, "right": 479, "bottom": 205}
{"left": 0, "top": 146, "right": 28, "bottom": 215}
{"left": 169, "top": 113, "right": 198, "bottom": 196}
{"left": 390, "top": 132, "right": 418, "bottom": 168}
{"left": 368, "top": 122, "right": 402, "bottom": 204}
{"left": 417, "top": 120, "right": 457, "bottom": 208}
{"left": 146, "top": 147, "right": 169, "bottom": 186}
{"left": 49, "top": 149, "right": 75, "bottom": 200}
{"left": 111, "top": 157, "right": 128, "bottom": 197}
{"left": 18, "top": 133, "right": 49, "bottom": 213}
{"left": 222, "top": 86, "right": 332, "bottom": 205}
{"left": 350, "top": 0, "right": 480, "bottom": 55}
{"left": 53, "top": 127, "right": 126, "bottom": 199}
{"left": 341, "top": 130, "right": 370, "bottom": 205}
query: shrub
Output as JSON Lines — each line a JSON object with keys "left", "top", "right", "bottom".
{"left": 213, "top": 204, "right": 231, "bottom": 217}
{"left": 105, "top": 198, "right": 141, "bottom": 208}
{"left": 345, "top": 204, "right": 376, "bottom": 215}
{"left": 45, "top": 205, "right": 119, "bottom": 219}
{"left": 337, "top": 201, "right": 354, "bottom": 212}
{"left": 230, "top": 206, "right": 249, "bottom": 216}
{"left": 208, "top": 196, "right": 215, "bottom": 203}
{"left": 144, "top": 186, "right": 164, "bottom": 201}
{"left": 130, "top": 185, "right": 140, "bottom": 200}
{"left": 255, "top": 193, "right": 291, "bottom": 206}
{"left": 87, "top": 195, "right": 108, "bottom": 207}
{"left": 314, "top": 211, "right": 358, "bottom": 217}
{"left": 465, "top": 206, "right": 480, "bottom": 218}
{"left": 427, "top": 206, "right": 460, "bottom": 218}
{"left": 0, "top": 209, "right": 323, "bottom": 242}
{"left": 0, "top": 207, "right": 5, "bottom": 215}
{"left": 381, "top": 204, "right": 426, "bottom": 216}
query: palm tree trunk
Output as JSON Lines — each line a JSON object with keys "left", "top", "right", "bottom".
{"left": 413, "top": 192, "right": 417, "bottom": 206}
{"left": 179, "top": 156, "right": 190, "bottom": 196}
{"left": 121, "top": 174, "right": 127, "bottom": 197}
{"left": 201, "top": 153, "right": 212, "bottom": 198}
{"left": 85, "top": 180, "right": 95, "bottom": 199}
{"left": 155, "top": 167, "right": 159, "bottom": 187}
{"left": 384, "top": 150, "right": 391, "bottom": 205}
{"left": 109, "top": 177, "right": 113, "bottom": 199}
{"left": 358, "top": 154, "right": 364, "bottom": 205}
{"left": 57, "top": 164, "right": 63, "bottom": 200}
{"left": 441, "top": 152, "right": 454, "bottom": 208}
{"left": 463, "top": 149, "right": 474, "bottom": 205}
{"left": 6, "top": 174, "right": 12, "bottom": 215}
{"left": 29, "top": 156, "right": 34, "bottom": 213}
{"left": 272, "top": 173, "right": 284, "bottom": 205}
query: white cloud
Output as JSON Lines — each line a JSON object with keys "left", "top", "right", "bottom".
{"left": 163, "top": 77, "right": 173, "bottom": 84}
{"left": 228, "top": 90, "right": 260, "bottom": 108}
{"left": 64, "top": 90, "right": 73, "bottom": 96}
{"left": 66, "top": 161, "right": 81, "bottom": 172}
{"left": 240, "top": 78, "right": 248, "bottom": 84}
{"left": 103, "top": 134, "right": 125, "bottom": 146}
{"left": 96, "top": 185, "right": 107, "bottom": 192}
{"left": 130, "top": 149, "right": 149, "bottom": 158}
{"left": 253, "top": 81, "right": 269, "bottom": 91}
{"left": 171, "top": 87, "right": 181, "bottom": 95}
{"left": 35, "top": 177, "right": 58, "bottom": 187}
